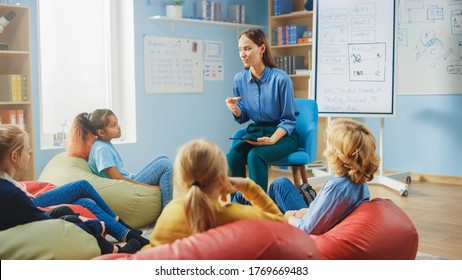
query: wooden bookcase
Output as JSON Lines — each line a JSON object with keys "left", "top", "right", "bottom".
{"left": 268, "top": 1, "right": 327, "bottom": 162}
{"left": 0, "top": 4, "right": 34, "bottom": 180}
{"left": 268, "top": 0, "right": 313, "bottom": 99}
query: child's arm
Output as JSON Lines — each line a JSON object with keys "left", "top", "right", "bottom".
{"left": 104, "top": 166, "right": 160, "bottom": 191}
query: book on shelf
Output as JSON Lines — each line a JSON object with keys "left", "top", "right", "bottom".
{"left": 0, "top": 109, "right": 25, "bottom": 129}
{"left": 275, "top": 55, "right": 305, "bottom": 75}
{"left": 273, "top": 0, "right": 293, "bottom": 16}
{"left": 228, "top": 4, "right": 246, "bottom": 23}
{"left": 0, "top": 74, "right": 28, "bottom": 102}
{"left": 211, "top": 2, "right": 221, "bottom": 21}
{"left": 196, "top": 0, "right": 211, "bottom": 20}
{"left": 294, "top": 69, "right": 311, "bottom": 75}
{"left": 273, "top": 25, "right": 308, "bottom": 45}
{"left": 288, "top": 25, "right": 307, "bottom": 44}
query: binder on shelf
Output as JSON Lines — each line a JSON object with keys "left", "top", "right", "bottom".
{"left": 0, "top": 74, "right": 14, "bottom": 102}
{"left": 0, "top": 109, "right": 17, "bottom": 125}
{"left": 21, "top": 75, "right": 28, "bottom": 101}
{"left": 288, "top": 25, "right": 307, "bottom": 44}
{"left": 16, "top": 109, "right": 24, "bottom": 129}
{"left": 227, "top": 4, "right": 241, "bottom": 23}
{"left": 13, "top": 74, "right": 21, "bottom": 101}
{"left": 211, "top": 2, "right": 221, "bottom": 21}
{"left": 196, "top": 0, "right": 211, "bottom": 20}
{"left": 274, "top": 0, "right": 293, "bottom": 15}
{"left": 0, "top": 74, "right": 26, "bottom": 102}
{"left": 240, "top": 4, "right": 245, "bottom": 23}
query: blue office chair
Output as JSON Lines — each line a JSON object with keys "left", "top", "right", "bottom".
{"left": 231, "top": 98, "right": 319, "bottom": 187}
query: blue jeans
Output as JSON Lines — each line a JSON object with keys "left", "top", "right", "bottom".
{"left": 267, "top": 177, "right": 308, "bottom": 213}
{"left": 32, "top": 179, "right": 128, "bottom": 241}
{"left": 133, "top": 155, "right": 173, "bottom": 208}
{"left": 232, "top": 177, "right": 308, "bottom": 213}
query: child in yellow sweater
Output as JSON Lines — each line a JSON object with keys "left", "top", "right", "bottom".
{"left": 144, "top": 139, "right": 284, "bottom": 248}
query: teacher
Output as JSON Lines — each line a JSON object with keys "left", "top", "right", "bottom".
{"left": 225, "top": 28, "right": 299, "bottom": 194}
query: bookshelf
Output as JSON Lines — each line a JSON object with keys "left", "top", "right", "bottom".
{"left": 0, "top": 4, "right": 34, "bottom": 180}
{"left": 268, "top": 1, "right": 328, "bottom": 162}
{"left": 268, "top": 0, "right": 313, "bottom": 98}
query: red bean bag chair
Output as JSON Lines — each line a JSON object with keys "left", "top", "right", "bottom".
{"left": 21, "top": 181, "right": 97, "bottom": 220}
{"left": 94, "top": 219, "right": 321, "bottom": 260}
{"left": 94, "top": 198, "right": 418, "bottom": 260}
{"left": 311, "top": 198, "right": 419, "bottom": 260}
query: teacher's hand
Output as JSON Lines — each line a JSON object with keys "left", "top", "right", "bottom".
{"left": 244, "top": 136, "right": 275, "bottom": 146}
{"left": 225, "top": 97, "right": 242, "bottom": 117}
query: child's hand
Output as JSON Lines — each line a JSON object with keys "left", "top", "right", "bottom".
{"left": 227, "top": 177, "right": 247, "bottom": 193}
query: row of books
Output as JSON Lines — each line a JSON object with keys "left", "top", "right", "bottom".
{"left": 275, "top": 55, "right": 306, "bottom": 75}
{"left": 0, "top": 74, "right": 28, "bottom": 102}
{"left": 0, "top": 109, "right": 25, "bottom": 129}
{"left": 272, "top": 25, "right": 307, "bottom": 45}
{"left": 195, "top": 0, "right": 222, "bottom": 21}
{"left": 193, "top": 1, "right": 245, "bottom": 23}
{"left": 273, "top": 0, "right": 293, "bottom": 16}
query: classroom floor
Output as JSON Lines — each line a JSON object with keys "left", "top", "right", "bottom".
{"left": 269, "top": 169, "right": 462, "bottom": 260}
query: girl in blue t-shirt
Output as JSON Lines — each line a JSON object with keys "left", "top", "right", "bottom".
{"left": 85, "top": 109, "right": 173, "bottom": 208}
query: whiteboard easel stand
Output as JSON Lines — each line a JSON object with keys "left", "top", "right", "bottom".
{"left": 370, "top": 118, "right": 411, "bottom": 196}
{"left": 308, "top": 118, "right": 411, "bottom": 197}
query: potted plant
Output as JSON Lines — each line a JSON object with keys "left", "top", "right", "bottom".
{"left": 166, "top": 0, "right": 185, "bottom": 18}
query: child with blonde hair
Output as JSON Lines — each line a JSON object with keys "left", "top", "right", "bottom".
{"left": 267, "top": 118, "right": 380, "bottom": 235}
{"left": 0, "top": 124, "right": 144, "bottom": 254}
{"left": 144, "top": 139, "right": 284, "bottom": 248}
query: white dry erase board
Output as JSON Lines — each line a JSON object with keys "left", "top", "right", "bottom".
{"left": 144, "top": 36, "right": 204, "bottom": 94}
{"left": 314, "top": 0, "right": 397, "bottom": 117}
{"left": 397, "top": 0, "right": 462, "bottom": 95}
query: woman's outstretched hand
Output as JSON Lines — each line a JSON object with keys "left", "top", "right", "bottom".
{"left": 225, "top": 97, "right": 242, "bottom": 116}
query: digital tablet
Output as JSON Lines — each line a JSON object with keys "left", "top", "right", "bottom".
{"left": 229, "top": 137, "right": 258, "bottom": 142}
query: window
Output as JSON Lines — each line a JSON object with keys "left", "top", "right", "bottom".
{"left": 38, "top": 0, "right": 136, "bottom": 149}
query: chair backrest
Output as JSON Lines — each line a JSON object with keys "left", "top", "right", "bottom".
{"left": 294, "top": 98, "right": 319, "bottom": 162}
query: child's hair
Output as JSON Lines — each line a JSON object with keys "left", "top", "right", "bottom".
{"left": 66, "top": 113, "right": 97, "bottom": 159}
{"left": 174, "top": 139, "right": 227, "bottom": 234}
{"left": 88, "top": 109, "right": 115, "bottom": 131}
{"left": 323, "top": 118, "right": 379, "bottom": 184}
{"left": 0, "top": 124, "right": 29, "bottom": 171}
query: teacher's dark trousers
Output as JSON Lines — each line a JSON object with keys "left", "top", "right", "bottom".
{"left": 227, "top": 123, "right": 298, "bottom": 192}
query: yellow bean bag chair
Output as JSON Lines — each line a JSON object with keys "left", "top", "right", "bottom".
{"left": 38, "top": 152, "right": 162, "bottom": 228}
{"left": 0, "top": 219, "right": 100, "bottom": 260}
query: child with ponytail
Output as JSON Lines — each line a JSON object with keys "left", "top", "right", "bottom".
{"left": 144, "top": 139, "right": 284, "bottom": 248}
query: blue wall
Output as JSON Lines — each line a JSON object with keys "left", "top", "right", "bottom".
{"left": 17, "top": 0, "right": 461, "bottom": 179}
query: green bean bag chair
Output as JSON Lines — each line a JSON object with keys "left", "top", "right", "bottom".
{"left": 0, "top": 219, "right": 100, "bottom": 260}
{"left": 38, "top": 152, "right": 162, "bottom": 228}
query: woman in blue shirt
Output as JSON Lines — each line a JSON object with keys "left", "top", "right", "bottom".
{"left": 226, "top": 28, "right": 298, "bottom": 193}
{"left": 267, "top": 118, "right": 379, "bottom": 235}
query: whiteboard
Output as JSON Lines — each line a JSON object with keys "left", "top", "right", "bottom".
{"left": 397, "top": 0, "right": 462, "bottom": 95}
{"left": 144, "top": 36, "right": 204, "bottom": 94}
{"left": 314, "top": 0, "right": 397, "bottom": 117}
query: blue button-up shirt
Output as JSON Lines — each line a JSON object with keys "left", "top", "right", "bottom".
{"left": 232, "top": 67, "right": 297, "bottom": 135}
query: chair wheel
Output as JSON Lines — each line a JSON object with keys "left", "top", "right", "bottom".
{"left": 400, "top": 190, "right": 408, "bottom": 197}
